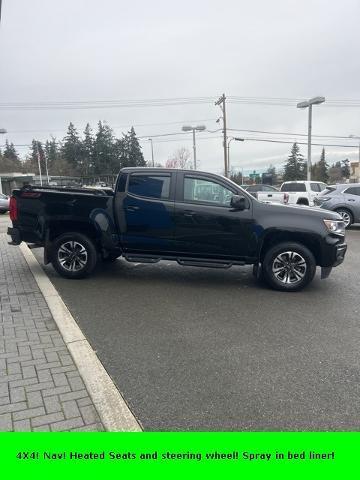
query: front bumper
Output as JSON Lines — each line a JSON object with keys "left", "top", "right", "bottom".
{"left": 333, "top": 242, "right": 347, "bottom": 267}
{"left": 320, "top": 240, "right": 347, "bottom": 279}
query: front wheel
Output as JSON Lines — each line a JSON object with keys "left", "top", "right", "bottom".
{"left": 262, "top": 242, "right": 316, "bottom": 291}
{"left": 335, "top": 209, "right": 353, "bottom": 228}
{"left": 51, "top": 232, "right": 98, "bottom": 279}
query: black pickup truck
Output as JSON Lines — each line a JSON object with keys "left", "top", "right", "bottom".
{"left": 8, "top": 168, "right": 347, "bottom": 291}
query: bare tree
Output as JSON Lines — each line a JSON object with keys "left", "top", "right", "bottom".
{"left": 165, "top": 147, "right": 192, "bottom": 169}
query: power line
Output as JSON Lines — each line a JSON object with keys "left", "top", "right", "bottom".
{"left": 1, "top": 95, "right": 360, "bottom": 111}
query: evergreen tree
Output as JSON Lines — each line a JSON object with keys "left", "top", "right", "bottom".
{"left": 62, "top": 122, "right": 82, "bottom": 173}
{"left": 93, "top": 121, "right": 117, "bottom": 174}
{"left": 314, "top": 148, "right": 329, "bottom": 183}
{"left": 120, "top": 127, "right": 146, "bottom": 168}
{"left": 2, "top": 140, "right": 22, "bottom": 171}
{"left": 80, "top": 123, "right": 95, "bottom": 177}
{"left": 283, "top": 143, "right": 306, "bottom": 181}
{"left": 22, "top": 140, "right": 46, "bottom": 176}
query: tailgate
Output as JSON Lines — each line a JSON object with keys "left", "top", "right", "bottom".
{"left": 257, "top": 192, "right": 287, "bottom": 204}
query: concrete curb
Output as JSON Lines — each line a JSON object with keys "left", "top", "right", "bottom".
{"left": 19, "top": 243, "right": 142, "bottom": 432}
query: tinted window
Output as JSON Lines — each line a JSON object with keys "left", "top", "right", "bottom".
{"left": 246, "top": 185, "right": 261, "bottom": 192}
{"left": 263, "top": 185, "right": 278, "bottom": 191}
{"left": 184, "top": 177, "right": 234, "bottom": 206}
{"left": 322, "top": 187, "right": 336, "bottom": 195}
{"left": 310, "top": 183, "right": 320, "bottom": 192}
{"left": 280, "top": 183, "right": 306, "bottom": 192}
{"left": 344, "top": 187, "right": 360, "bottom": 196}
{"left": 128, "top": 174, "right": 170, "bottom": 199}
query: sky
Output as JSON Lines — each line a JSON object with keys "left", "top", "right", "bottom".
{"left": 0, "top": 0, "right": 360, "bottom": 175}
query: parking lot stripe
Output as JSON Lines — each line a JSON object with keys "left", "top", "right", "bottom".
{"left": 19, "top": 243, "right": 142, "bottom": 432}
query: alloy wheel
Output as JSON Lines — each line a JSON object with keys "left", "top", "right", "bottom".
{"left": 57, "top": 241, "right": 88, "bottom": 272}
{"left": 337, "top": 210, "right": 351, "bottom": 228}
{"left": 272, "top": 251, "right": 307, "bottom": 285}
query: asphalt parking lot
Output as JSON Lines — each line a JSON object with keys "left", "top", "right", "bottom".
{"left": 2, "top": 214, "right": 360, "bottom": 431}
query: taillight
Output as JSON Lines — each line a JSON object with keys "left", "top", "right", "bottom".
{"left": 284, "top": 193, "right": 289, "bottom": 204}
{"left": 9, "top": 196, "right": 18, "bottom": 221}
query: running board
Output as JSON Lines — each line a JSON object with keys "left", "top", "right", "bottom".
{"left": 124, "top": 254, "right": 246, "bottom": 268}
{"left": 177, "top": 259, "right": 232, "bottom": 269}
{"left": 125, "top": 256, "right": 161, "bottom": 264}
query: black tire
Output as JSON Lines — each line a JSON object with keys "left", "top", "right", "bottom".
{"left": 262, "top": 242, "right": 316, "bottom": 292}
{"left": 51, "top": 232, "right": 98, "bottom": 279}
{"left": 0, "top": 210, "right": 7, "bottom": 214}
{"left": 297, "top": 199, "right": 309, "bottom": 206}
{"left": 335, "top": 208, "right": 353, "bottom": 228}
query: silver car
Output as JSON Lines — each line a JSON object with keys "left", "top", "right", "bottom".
{"left": 314, "top": 183, "right": 360, "bottom": 227}
{"left": 0, "top": 193, "right": 9, "bottom": 214}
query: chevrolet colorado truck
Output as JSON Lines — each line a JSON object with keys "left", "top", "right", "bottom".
{"left": 7, "top": 168, "right": 347, "bottom": 291}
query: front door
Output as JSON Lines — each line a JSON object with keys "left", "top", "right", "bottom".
{"left": 174, "top": 173, "right": 255, "bottom": 260}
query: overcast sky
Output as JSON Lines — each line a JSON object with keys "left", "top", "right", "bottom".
{"left": 0, "top": 0, "right": 359, "bottom": 174}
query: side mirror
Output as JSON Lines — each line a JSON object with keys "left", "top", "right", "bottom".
{"left": 230, "top": 194, "right": 247, "bottom": 210}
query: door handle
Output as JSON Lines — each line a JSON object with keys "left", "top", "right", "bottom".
{"left": 183, "top": 210, "right": 195, "bottom": 217}
{"left": 126, "top": 206, "right": 140, "bottom": 212}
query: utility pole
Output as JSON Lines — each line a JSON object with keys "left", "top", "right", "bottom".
{"left": 36, "top": 144, "right": 43, "bottom": 186}
{"left": 215, "top": 94, "right": 228, "bottom": 177}
{"left": 148, "top": 138, "right": 155, "bottom": 167}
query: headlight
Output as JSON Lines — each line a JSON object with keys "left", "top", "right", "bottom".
{"left": 318, "top": 197, "right": 330, "bottom": 202}
{"left": 323, "top": 219, "right": 346, "bottom": 235}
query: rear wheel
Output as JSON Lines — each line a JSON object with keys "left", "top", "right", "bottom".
{"left": 262, "top": 242, "right": 316, "bottom": 291}
{"left": 335, "top": 209, "right": 353, "bottom": 228}
{"left": 0, "top": 210, "right": 7, "bottom": 214}
{"left": 51, "top": 232, "right": 98, "bottom": 279}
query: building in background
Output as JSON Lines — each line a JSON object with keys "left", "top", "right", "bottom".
{"left": 0, "top": 173, "right": 35, "bottom": 195}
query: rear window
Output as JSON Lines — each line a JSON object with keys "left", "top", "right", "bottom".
{"left": 280, "top": 183, "right": 306, "bottom": 192}
{"left": 246, "top": 185, "right": 261, "bottom": 192}
{"left": 128, "top": 174, "right": 170, "bottom": 199}
{"left": 310, "top": 183, "right": 320, "bottom": 192}
{"left": 322, "top": 187, "right": 336, "bottom": 195}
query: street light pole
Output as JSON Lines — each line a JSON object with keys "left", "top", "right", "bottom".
{"left": 307, "top": 104, "right": 312, "bottom": 181}
{"left": 192, "top": 128, "right": 197, "bottom": 170}
{"left": 148, "top": 138, "right": 155, "bottom": 167}
{"left": 227, "top": 137, "right": 244, "bottom": 174}
{"left": 182, "top": 125, "right": 206, "bottom": 170}
{"left": 297, "top": 96, "right": 325, "bottom": 181}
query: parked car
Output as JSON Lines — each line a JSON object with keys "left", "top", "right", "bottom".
{"left": 8, "top": 168, "right": 347, "bottom": 291}
{"left": 0, "top": 193, "right": 9, "bottom": 214}
{"left": 314, "top": 183, "right": 360, "bottom": 228}
{"left": 242, "top": 184, "right": 289, "bottom": 204}
{"left": 280, "top": 181, "right": 327, "bottom": 206}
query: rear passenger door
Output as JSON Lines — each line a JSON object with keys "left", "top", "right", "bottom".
{"left": 118, "top": 172, "right": 176, "bottom": 253}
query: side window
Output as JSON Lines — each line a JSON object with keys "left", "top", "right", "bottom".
{"left": 280, "top": 183, "right": 306, "bottom": 192}
{"left": 310, "top": 183, "right": 320, "bottom": 192}
{"left": 344, "top": 187, "right": 360, "bottom": 196}
{"left": 184, "top": 176, "right": 234, "bottom": 206}
{"left": 128, "top": 174, "right": 170, "bottom": 200}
